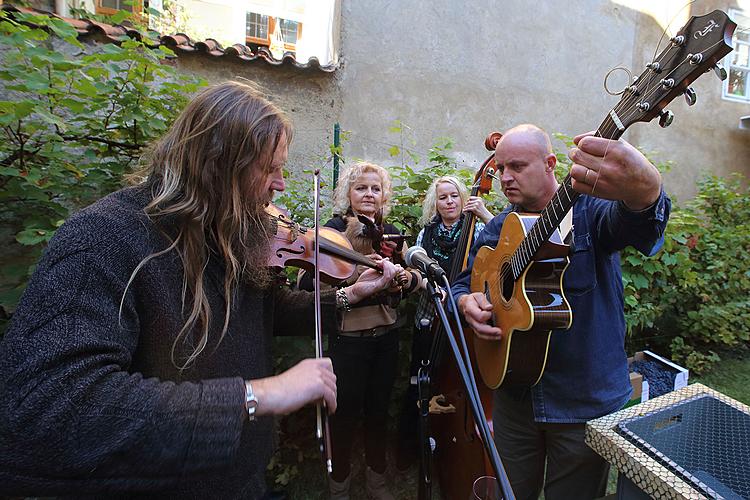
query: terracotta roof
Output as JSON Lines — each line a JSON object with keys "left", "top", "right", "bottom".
{"left": 1, "top": 4, "right": 337, "bottom": 72}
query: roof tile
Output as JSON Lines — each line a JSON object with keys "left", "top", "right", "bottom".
{"left": 1, "top": 4, "right": 337, "bottom": 72}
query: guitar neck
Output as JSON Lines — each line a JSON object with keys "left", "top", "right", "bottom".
{"left": 511, "top": 115, "right": 626, "bottom": 279}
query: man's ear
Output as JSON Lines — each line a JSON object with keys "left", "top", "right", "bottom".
{"left": 545, "top": 154, "right": 557, "bottom": 172}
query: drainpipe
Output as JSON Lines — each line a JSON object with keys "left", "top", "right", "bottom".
{"left": 333, "top": 122, "right": 340, "bottom": 188}
{"left": 55, "top": 0, "right": 68, "bottom": 16}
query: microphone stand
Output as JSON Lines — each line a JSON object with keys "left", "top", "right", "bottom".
{"left": 419, "top": 274, "right": 515, "bottom": 500}
{"left": 416, "top": 310, "right": 438, "bottom": 499}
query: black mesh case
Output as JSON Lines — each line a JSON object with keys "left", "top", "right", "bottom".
{"left": 616, "top": 393, "right": 749, "bottom": 499}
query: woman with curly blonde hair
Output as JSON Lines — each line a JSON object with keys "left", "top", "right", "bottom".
{"left": 396, "top": 174, "right": 493, "bottom": 469}
{"left": 302, "top": 161, "right": 420, "bottom": 499}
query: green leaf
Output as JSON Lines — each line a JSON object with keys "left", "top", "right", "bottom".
{"left": 73, "top": 77, "right": 99, "bottom": 97}
{"left": 631, "top": 274, "right": 649, "bottom": 290}
{"left": 109, "top": 10, "right": 131, "bottom": 25}
{"left": 16, "top": 228, "right": 53, "bottom": 246}
{"left": 35, "top": 109, "right": 68, "bottom": 132}
{"left": 388, "top": 145, "right": 400, "bottom": 157}
{"left": 0, "top": 167, "right": 23, "bottom": 176}
{"left": 59, "top": 98, "right": 87, "bottom": 114}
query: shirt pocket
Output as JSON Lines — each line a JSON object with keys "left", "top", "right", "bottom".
{"left": 563, "top": 232, "right": 597, "bottom": 296}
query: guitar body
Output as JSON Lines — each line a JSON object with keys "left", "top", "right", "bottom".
{"left": 471, "top": 212, "right": 573, "bottom": 389}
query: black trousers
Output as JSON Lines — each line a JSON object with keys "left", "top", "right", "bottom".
{"left": 329, "top": 331, "right": 399, "bottom": 481}
{"left": 492, "top": 388, "right": 610, "bottom": 500}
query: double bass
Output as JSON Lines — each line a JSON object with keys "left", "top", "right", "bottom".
{"left": 428, "top": 132, "right": 503, "bottom": 499}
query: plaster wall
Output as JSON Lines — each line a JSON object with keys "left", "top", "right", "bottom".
{"left": 338, "top": 0, "right": 639, "bottom": 179}
{"left": 174, "top": 55, "right": 342, "bottom": 176}
{"left": 33, "top": 0, "right": 747, "bottom": 203}
{"left": 336, "top": 0, "right": 749, "bottom": 202}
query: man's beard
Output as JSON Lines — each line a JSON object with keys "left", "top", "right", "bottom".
{"left": 241, "top": 204, "right": 275, "bottom": 289}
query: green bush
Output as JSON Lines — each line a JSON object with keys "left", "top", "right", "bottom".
{"left": 623, "top": 175, "right": 750, "bottom": 373}
{"left": 0, "top": 10, "right": 206, "bottom": 330}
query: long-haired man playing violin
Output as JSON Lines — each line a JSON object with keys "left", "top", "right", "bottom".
{"left": 0, "top": 81, "right": 399, "bottom": 499}
{"left": 452, "top": 124, "right": 670, "bottom": 499}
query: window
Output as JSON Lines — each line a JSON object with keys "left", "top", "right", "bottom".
{"left": 96, "top": 0, "right": 141, "bottom": 15}
{"left": 246, "top": 12, "right": 269, "bottom": 40}
{"left": 24, "top": 0, "right": 56, "bottom": 11}
{"left": 723, "top": 9, "right": 750, "bottom": 102}
{"left": 278, "top": 18, "right": 299, "bottom": 45}
{"left": 245, "top": 12, "right": 302, "bottom": 53}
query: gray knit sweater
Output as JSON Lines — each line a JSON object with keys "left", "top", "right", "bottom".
{"left": 0, "top": 186, "right": 335, "bottom": 498}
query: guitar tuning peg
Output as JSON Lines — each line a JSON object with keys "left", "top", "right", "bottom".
{"left": 659, "top": 109, "right": 674, "bottom": 128}
{"left": 713, "top": 63, "right": 728, "bottom": 81}
{"left": 684, "top": 87, "right": 697, "bottom": 106}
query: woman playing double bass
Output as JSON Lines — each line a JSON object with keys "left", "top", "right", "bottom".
{"left": 396, "top": 175, "right": 493, "bottom": 469}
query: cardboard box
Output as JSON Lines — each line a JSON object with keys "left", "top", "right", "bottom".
{"left": 628, "top": 350, "right": 689, "bottom": 402}
{"left": 625, "top": 371, "right": 649, "bottom": 408}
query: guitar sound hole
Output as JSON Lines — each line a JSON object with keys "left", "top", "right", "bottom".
{"left": 500, "top": 262, "right": 514, "bottom": 302}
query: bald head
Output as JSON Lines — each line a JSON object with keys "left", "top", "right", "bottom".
{"left": 497, "top": 124, "right": 553, "bottom": 157}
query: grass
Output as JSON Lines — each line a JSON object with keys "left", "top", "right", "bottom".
{"left": 692, "top": 354, "right": 750, "bottom": 404}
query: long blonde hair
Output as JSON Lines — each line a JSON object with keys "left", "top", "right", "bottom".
{"left": 419, "top": 176, "right": 469, "bottom": 227}
{"left": 127, "top": 81, "right": 292, "bottom": 369}
{"left": 332, "top": 161, "right": 393, "bottom": 217}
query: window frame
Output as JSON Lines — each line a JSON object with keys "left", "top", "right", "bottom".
{"left": 245, "top": 12, "right": 269, "bottom": 43}
{"left": 722, "top": 8, "right": 750, "bottom": 103}
{"left": 95, "top": 0, "right": 142, "bottom": 16}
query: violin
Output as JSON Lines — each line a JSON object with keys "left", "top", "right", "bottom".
{"left": 265, "top": 203, "right": 382, "bottom": 283}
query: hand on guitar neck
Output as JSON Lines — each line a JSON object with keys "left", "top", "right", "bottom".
{"left": 569, "top": 133, "right": 662, "bottom": 211}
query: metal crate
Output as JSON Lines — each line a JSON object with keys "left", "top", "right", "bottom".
{"left": 616, "top": 393, "right": 749, "bottom": 499}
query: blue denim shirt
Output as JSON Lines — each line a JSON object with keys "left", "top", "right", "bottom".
{"left": 451, "top": 191, "right": 671, "bottom": 423}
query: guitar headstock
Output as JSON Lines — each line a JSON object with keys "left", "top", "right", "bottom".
{"left": 610, "top": 10, "right": 736, "bottom": 132}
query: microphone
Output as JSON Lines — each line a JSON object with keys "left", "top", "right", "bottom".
{"left": 405, "top": 246, "right": 446, "bottom": 281}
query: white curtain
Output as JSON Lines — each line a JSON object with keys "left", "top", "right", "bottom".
{"left": 294, "top": 0, "right": 336, "bottom": 65}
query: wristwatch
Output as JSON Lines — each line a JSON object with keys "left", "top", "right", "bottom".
{"left": 244, "top": 380, "right": 259, "bottom": 422}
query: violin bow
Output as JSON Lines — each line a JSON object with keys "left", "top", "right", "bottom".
{"left": 313, "top": 169, "right": 333, "bottom": 474}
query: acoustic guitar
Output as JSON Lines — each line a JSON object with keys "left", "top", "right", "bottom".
{"left": 471, "top": 10, "right": 736, "bottom": 389}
